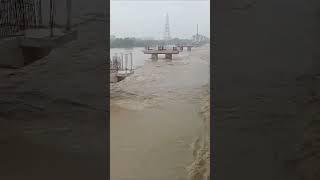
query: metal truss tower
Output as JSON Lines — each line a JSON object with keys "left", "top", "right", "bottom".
{"left": 164, "top": 13, "right": 171, "bottom": 41}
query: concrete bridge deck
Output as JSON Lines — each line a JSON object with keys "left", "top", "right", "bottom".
{"left": 176, "top": 45, "right": 193, "bottom": 47}
{"left": 143, "top": 49, "right": 179, "bottom": 60}
{"left": 176, "top": 45, "right": 193, "bottom": 51}
{"left": 142, "top": 50, "right": 180, "bottom": 54}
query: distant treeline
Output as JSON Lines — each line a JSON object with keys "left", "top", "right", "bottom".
{"left": 110, "top": 37, "right": 194, "bottom": 48}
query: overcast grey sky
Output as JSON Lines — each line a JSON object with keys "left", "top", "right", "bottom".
{"left": 110, "top": 0, "right": 210, "bottom": 39}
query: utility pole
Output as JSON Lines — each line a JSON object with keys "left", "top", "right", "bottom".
{"left": 197, "top": 24, "right": 198, "bottom": 36}
{"left": 38, "top": 0, "right": 42, "bottom": 27}
{"left": 196, "top": 24, "right": 199, "bottom": 42}
{"left": 66, "top": 0, "right": 71, "bottom": 31}
{"left": 49, "top": 0, "right": 54, "bottom": 37}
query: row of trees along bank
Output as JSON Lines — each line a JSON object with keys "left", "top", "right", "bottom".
{"left": 110, "top": 37, "right": 196, "bottom": 48}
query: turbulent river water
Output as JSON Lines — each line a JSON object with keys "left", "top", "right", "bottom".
{"left": 110, "top": 45, "right": 210, "bottom": 180}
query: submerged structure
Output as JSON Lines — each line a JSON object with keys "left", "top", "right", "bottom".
{"left": 143, "top": 45, "right": 179, "bottom": 60}
{"left": 110, "top": 52, "right": 134, "bottom": 83}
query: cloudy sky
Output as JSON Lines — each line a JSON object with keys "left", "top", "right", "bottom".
{"left": 110, "top": 0, "right": 210, "bottom": 39}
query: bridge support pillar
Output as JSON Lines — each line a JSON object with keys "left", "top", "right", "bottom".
{"left": 165, "top": 54, "right": 172, "bottom": 60}
{"left": 151, "top": 54, "right": 158, "bottom": 60}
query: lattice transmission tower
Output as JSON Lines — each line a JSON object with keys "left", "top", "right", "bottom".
{"left": 163, "top": 13, "right": 171, "bottom": 42}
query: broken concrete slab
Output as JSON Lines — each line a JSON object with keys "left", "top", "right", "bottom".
{"left": 0, "top": 37, "right": 24, "bottom": 68}
{"left": 0, "top": 28, "right": 78, "bottom": 68}
{"left": 20, "top": 28, "right": 78, "bottom": 49}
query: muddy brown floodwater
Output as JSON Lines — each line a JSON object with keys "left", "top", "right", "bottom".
{"left": 110, "top": 45, "right": 210, "bottom": 180}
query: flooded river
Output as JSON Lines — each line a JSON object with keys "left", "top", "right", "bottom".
{"left": 110, "top": 45, "right": 210, "bottom": 180}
